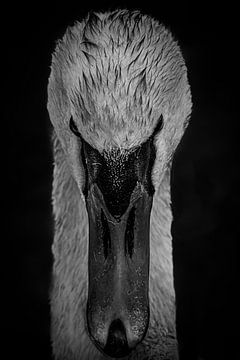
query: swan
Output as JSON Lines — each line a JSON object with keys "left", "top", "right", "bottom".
{"left": 47, "top": 9, "right": 192, "bottom": 360}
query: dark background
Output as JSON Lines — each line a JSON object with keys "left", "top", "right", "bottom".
{"left": 7, "top": 1, "right": 238, "bottom": 359}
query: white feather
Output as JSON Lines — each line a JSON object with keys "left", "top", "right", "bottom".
{"left": 48, "top": 9, "right": 192, "bottom": 359}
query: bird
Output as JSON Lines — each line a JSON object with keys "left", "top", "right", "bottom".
{"left": 47, "top": 9, "right": 192, "bottom": 360}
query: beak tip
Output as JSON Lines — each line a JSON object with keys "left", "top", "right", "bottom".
{"left": 104, "top": 319, "right": 131, "bottom": 358}
{"left": 87, "top": 309, "right": 149, "bottom": 358}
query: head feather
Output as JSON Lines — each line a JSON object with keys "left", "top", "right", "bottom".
{"left": 48, "top": 9, "right": 191, "bottom": 154}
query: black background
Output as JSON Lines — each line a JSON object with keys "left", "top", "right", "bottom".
{"left": 6, "top": 1, "right": 238, "bottom": 359}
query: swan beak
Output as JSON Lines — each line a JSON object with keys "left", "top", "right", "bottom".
{"left": 82, "top": 138, "right": 155, "bottom": 358}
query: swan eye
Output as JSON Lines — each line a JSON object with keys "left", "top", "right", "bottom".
{"left": 69, "top": 117, "right": 81, "bottom": 137}
{"left": 152, "top": 114, "right": 163, "bottom": 137}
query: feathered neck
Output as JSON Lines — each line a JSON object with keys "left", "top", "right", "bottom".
{"left": 50, "top": 132, "right": 178, "bottom": 359}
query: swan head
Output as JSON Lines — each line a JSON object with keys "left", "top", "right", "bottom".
{"left": 48, "top": 10, "right": 192, "bottom": 358}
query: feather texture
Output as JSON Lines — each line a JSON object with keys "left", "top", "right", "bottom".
{"left": 47, "top": 9, "right": 192, "bottom": 359}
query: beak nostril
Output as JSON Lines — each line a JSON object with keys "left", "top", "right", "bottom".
{"left": 125, "top": 205, "right": 135, "bottom": 258}
{"left": 100, "top": 208, "right": 111, "bottom": 259}
{"left": 104, "top": 319, "right": 130, "bottom": 358}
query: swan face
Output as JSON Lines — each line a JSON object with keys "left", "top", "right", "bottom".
{"left": 48, "top": 10, "right": 192, "bottom": 358}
